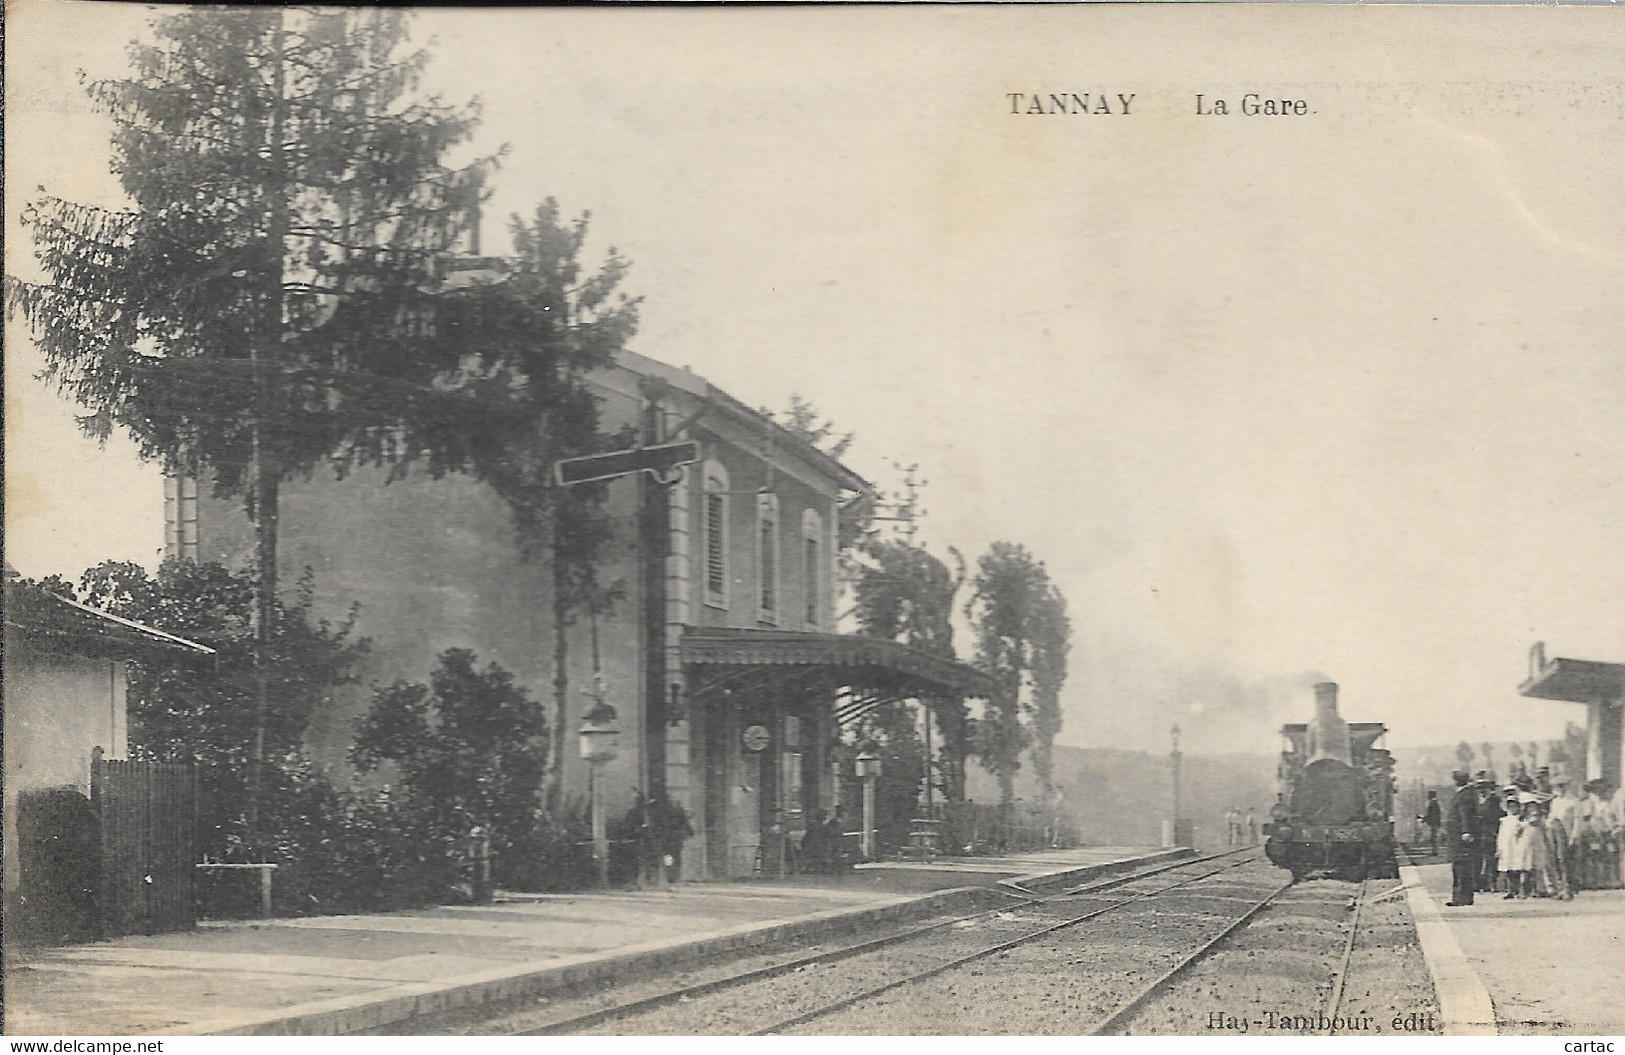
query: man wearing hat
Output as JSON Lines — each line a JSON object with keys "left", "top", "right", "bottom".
{"left": 1422, "top": 791, "right": 1442, "bottom": 855}
{"left": 1444, "top": 770, "right": 1478, "bottom": 906}
{"left": 1548, "top": 776, "right": 1580, "bottom": 897}
{"left": 1576, "top": 780, "right": 1606, "bottom": 889}
{"left": 1595, "top": 781, "right": 1622, "bottom": 888}
{"left": 1474, "top": 773, "right": 1504, "bottom": 893}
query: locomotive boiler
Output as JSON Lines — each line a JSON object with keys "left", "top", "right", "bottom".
{"left": 1264, "top": 682, "right": 1397, "bottom": 881}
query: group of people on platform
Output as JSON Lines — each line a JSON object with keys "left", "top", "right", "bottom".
{"left": 1224, "top": 806, "right": 1258, "bottom": 846}
{"left": 1443, "top": 765, "right": 1624, "bottom": 907}
{"left": 799, "top": 809, "right": 855, "bottom": 874}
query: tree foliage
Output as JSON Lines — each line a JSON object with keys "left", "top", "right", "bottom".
{"left": 7, "top": 6, "right": 637, "bottom": 563}
{"left": 73, "top": 559, "right": 367, "bottom": 772}
{"left": 965, "top": 541, "right": 1070, "bottom": 807}
{"left": 852, "top": 539, "right": 960, "bottom": 658}
{"left": 351, "top": 648, "right": 549, "bottom": 881}
{"left": 762, "top": 393, "right": 855, "bottom": 461}
{"left": 852, "top": 539, "right": 971, "bottom": 802}
{"left": 1026, "top": 582, "right": 1072, "bottom": 795}
{"left": 45, "top": 559, "right": 367, "bottom": 859}
{"left": 13, "top": 9, "right": 477, "bottom": 487}
{"left": 8, "top": 9, "right": 639, "bottom": 824}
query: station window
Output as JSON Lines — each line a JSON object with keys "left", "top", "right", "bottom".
{"left": 704, "top": 463, "right": 729, "bottom": 608}
{"left": 802, "top": 509, "right": 824, "bottom": 627}
{"left": 758, "top": 492, "right": 780, "bottom": 622}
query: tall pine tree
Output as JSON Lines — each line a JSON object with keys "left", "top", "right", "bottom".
{"left": 8, "top": 8, "right": 637, "bottom": 823}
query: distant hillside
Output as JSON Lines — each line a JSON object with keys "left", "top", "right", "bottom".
{"left": 963, "top": 743, "right": 1275, "bottom": 850}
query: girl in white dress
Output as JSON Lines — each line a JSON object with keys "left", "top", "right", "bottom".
{"left": 1497, "top": 795, "right": 1523, "bottom": 898}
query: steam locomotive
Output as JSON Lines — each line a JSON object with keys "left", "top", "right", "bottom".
{"left": 1264, "top": 682, "right": 1397, "bottom": 881}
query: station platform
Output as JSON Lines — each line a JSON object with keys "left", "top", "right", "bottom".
{"left": 1401, "top": 859, "right": 1625, "bottom": 1035}
{"left": 3, "top": 845, "right": 1170, "bottom": 1036}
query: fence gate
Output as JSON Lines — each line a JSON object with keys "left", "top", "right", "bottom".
{"left": 90, "top": 752, "right": 198, "bottom": 937}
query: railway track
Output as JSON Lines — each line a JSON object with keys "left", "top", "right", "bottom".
{"left": 489, "top": 848, "right": 1286, "bottom": 1036}
{"left": 1323, "top": 878, "right": 1370, "bottom": 1025}
{"left": 1083, "top": 870, "right": 1291, "bottom": 1035}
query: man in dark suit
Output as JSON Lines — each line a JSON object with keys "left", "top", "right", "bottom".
{"left": 1474, "top": 773, "right": 1505, "bottom": 892}
{"left": 1444, "top": 770, "right": 1478, "bottom": 906}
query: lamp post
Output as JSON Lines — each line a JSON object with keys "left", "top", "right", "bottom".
{"left": 1165, "top": 722, "right": 1184, "bottom": 848}
{"left": 579, "top": 695, "right": 621, "bottom": 889}
{"left": 856, "top": 741, "right": 882, "bottom": 861}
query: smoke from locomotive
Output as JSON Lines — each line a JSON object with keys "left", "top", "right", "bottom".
{"left": 1265, "top": 682, "right": 1398, "bottom": 880}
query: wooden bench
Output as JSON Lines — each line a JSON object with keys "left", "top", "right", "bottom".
{"left": 195, "top": 863, "right": 277, "bottom": 918}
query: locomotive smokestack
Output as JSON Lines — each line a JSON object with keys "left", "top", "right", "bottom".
{"left": 1307, "top": 681, "right": 1352, "bottom": 765}
{"left": 1314, "top": 682, "right": 1340, "bottom": 721}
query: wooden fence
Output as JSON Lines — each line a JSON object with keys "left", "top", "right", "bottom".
{"left": 90, "top": 750, "right": 198, "bottom": 937}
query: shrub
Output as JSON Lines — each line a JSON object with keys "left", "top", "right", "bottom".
{"left": 351, "top": 648, "right": 550, "bottom": 888}
{"left": 198, "top": 757, "right": 459, "bottom": 917}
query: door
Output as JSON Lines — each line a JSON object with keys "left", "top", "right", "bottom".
{"left": 729, "top": 749, "right": 762, "bottom": 877}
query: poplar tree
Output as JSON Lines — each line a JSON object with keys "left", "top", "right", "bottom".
{"left": 8, "top": 8, "right": 636, "bottom": 826}
{"left": 966, "top": 542, "right": 1071, "bottom": 809}
{"left": 1027, "top": 582, "right": 1072, "bottom": 796}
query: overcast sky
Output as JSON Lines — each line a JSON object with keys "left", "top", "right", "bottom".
{"left": 8, "top": 3, "right": 1622, "bottom": 755}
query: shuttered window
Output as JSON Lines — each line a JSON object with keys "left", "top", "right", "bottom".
{"left": 802, "top": 509, "right": 824, "bottom": 627}
{"left": 758, "top": 493, "right": 779, "bottom": 622}
{"left": 805, "top": 536, "right": 820, "bottom": 625}
{"left": 704, "top": 463, "right": 728, "bottom": 608}
{"left": 706, "top": 492, "right": 726, "bottom": 599}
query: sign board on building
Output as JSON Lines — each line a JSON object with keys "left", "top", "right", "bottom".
{"left": 553, "top": 440, "right": 700, "bottom": 487}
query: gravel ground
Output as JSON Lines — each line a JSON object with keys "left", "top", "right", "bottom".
{"left": 552, "top": 856, "right": 1284, "bottom": 1034}
{"left": 786, "top": 861, "right": 1290, "bottom": 1035}
{"left": 415, "top": 853, "right": 1443, "bottom": 1037}
{"left": 392, "top": 904, "right": 992, "bottom": 1036}
{"left": 1118, "top": 875, "right": 1440, "bottom": 1037}
{"left": 1339, "top": 882, "right": 1440, "bottom": 1034}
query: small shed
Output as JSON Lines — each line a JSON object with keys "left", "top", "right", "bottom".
{"left": 4, "top": 571, "right": 214, "bottom": 942}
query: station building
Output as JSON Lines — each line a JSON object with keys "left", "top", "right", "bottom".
{"left": 168, "top": 347, "right": 992, "bottom": 881}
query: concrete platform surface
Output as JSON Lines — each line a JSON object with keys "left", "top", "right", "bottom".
{"left": 1409, "top": 861, "right": 1625, "bottom": 1035}
{"left": 3, "top": 845, "right": 1168, "bottom": 1037}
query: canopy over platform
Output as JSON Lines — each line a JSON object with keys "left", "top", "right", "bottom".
{"left": 680, "top": 626, "right": 995, "bottom": 725}
{"left": 1519, "top": 643, "right": 1624, "bottom": 705}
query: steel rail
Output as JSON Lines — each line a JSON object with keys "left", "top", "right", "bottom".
{"left": 749, "top": 852, "right": 1266, "bottom": 1037}
{"left": 511, "top": 848, "right": 1260, "bottom": 1036}
{"left": 1084, "top": 875, "right": 1294, "bottom": 1035}
{"left": 1323, "top": 879, "right": 1371, "bottom": 1027}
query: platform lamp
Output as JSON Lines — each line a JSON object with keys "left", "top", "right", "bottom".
{"left": 856, "top": 740, "right": 882, "bottom": 861}
{"left": 1168, "top": 722, "right": 1184, "bottom": 849}
{"left": 579, "top": 696, "right": 621, "bottom": 889}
